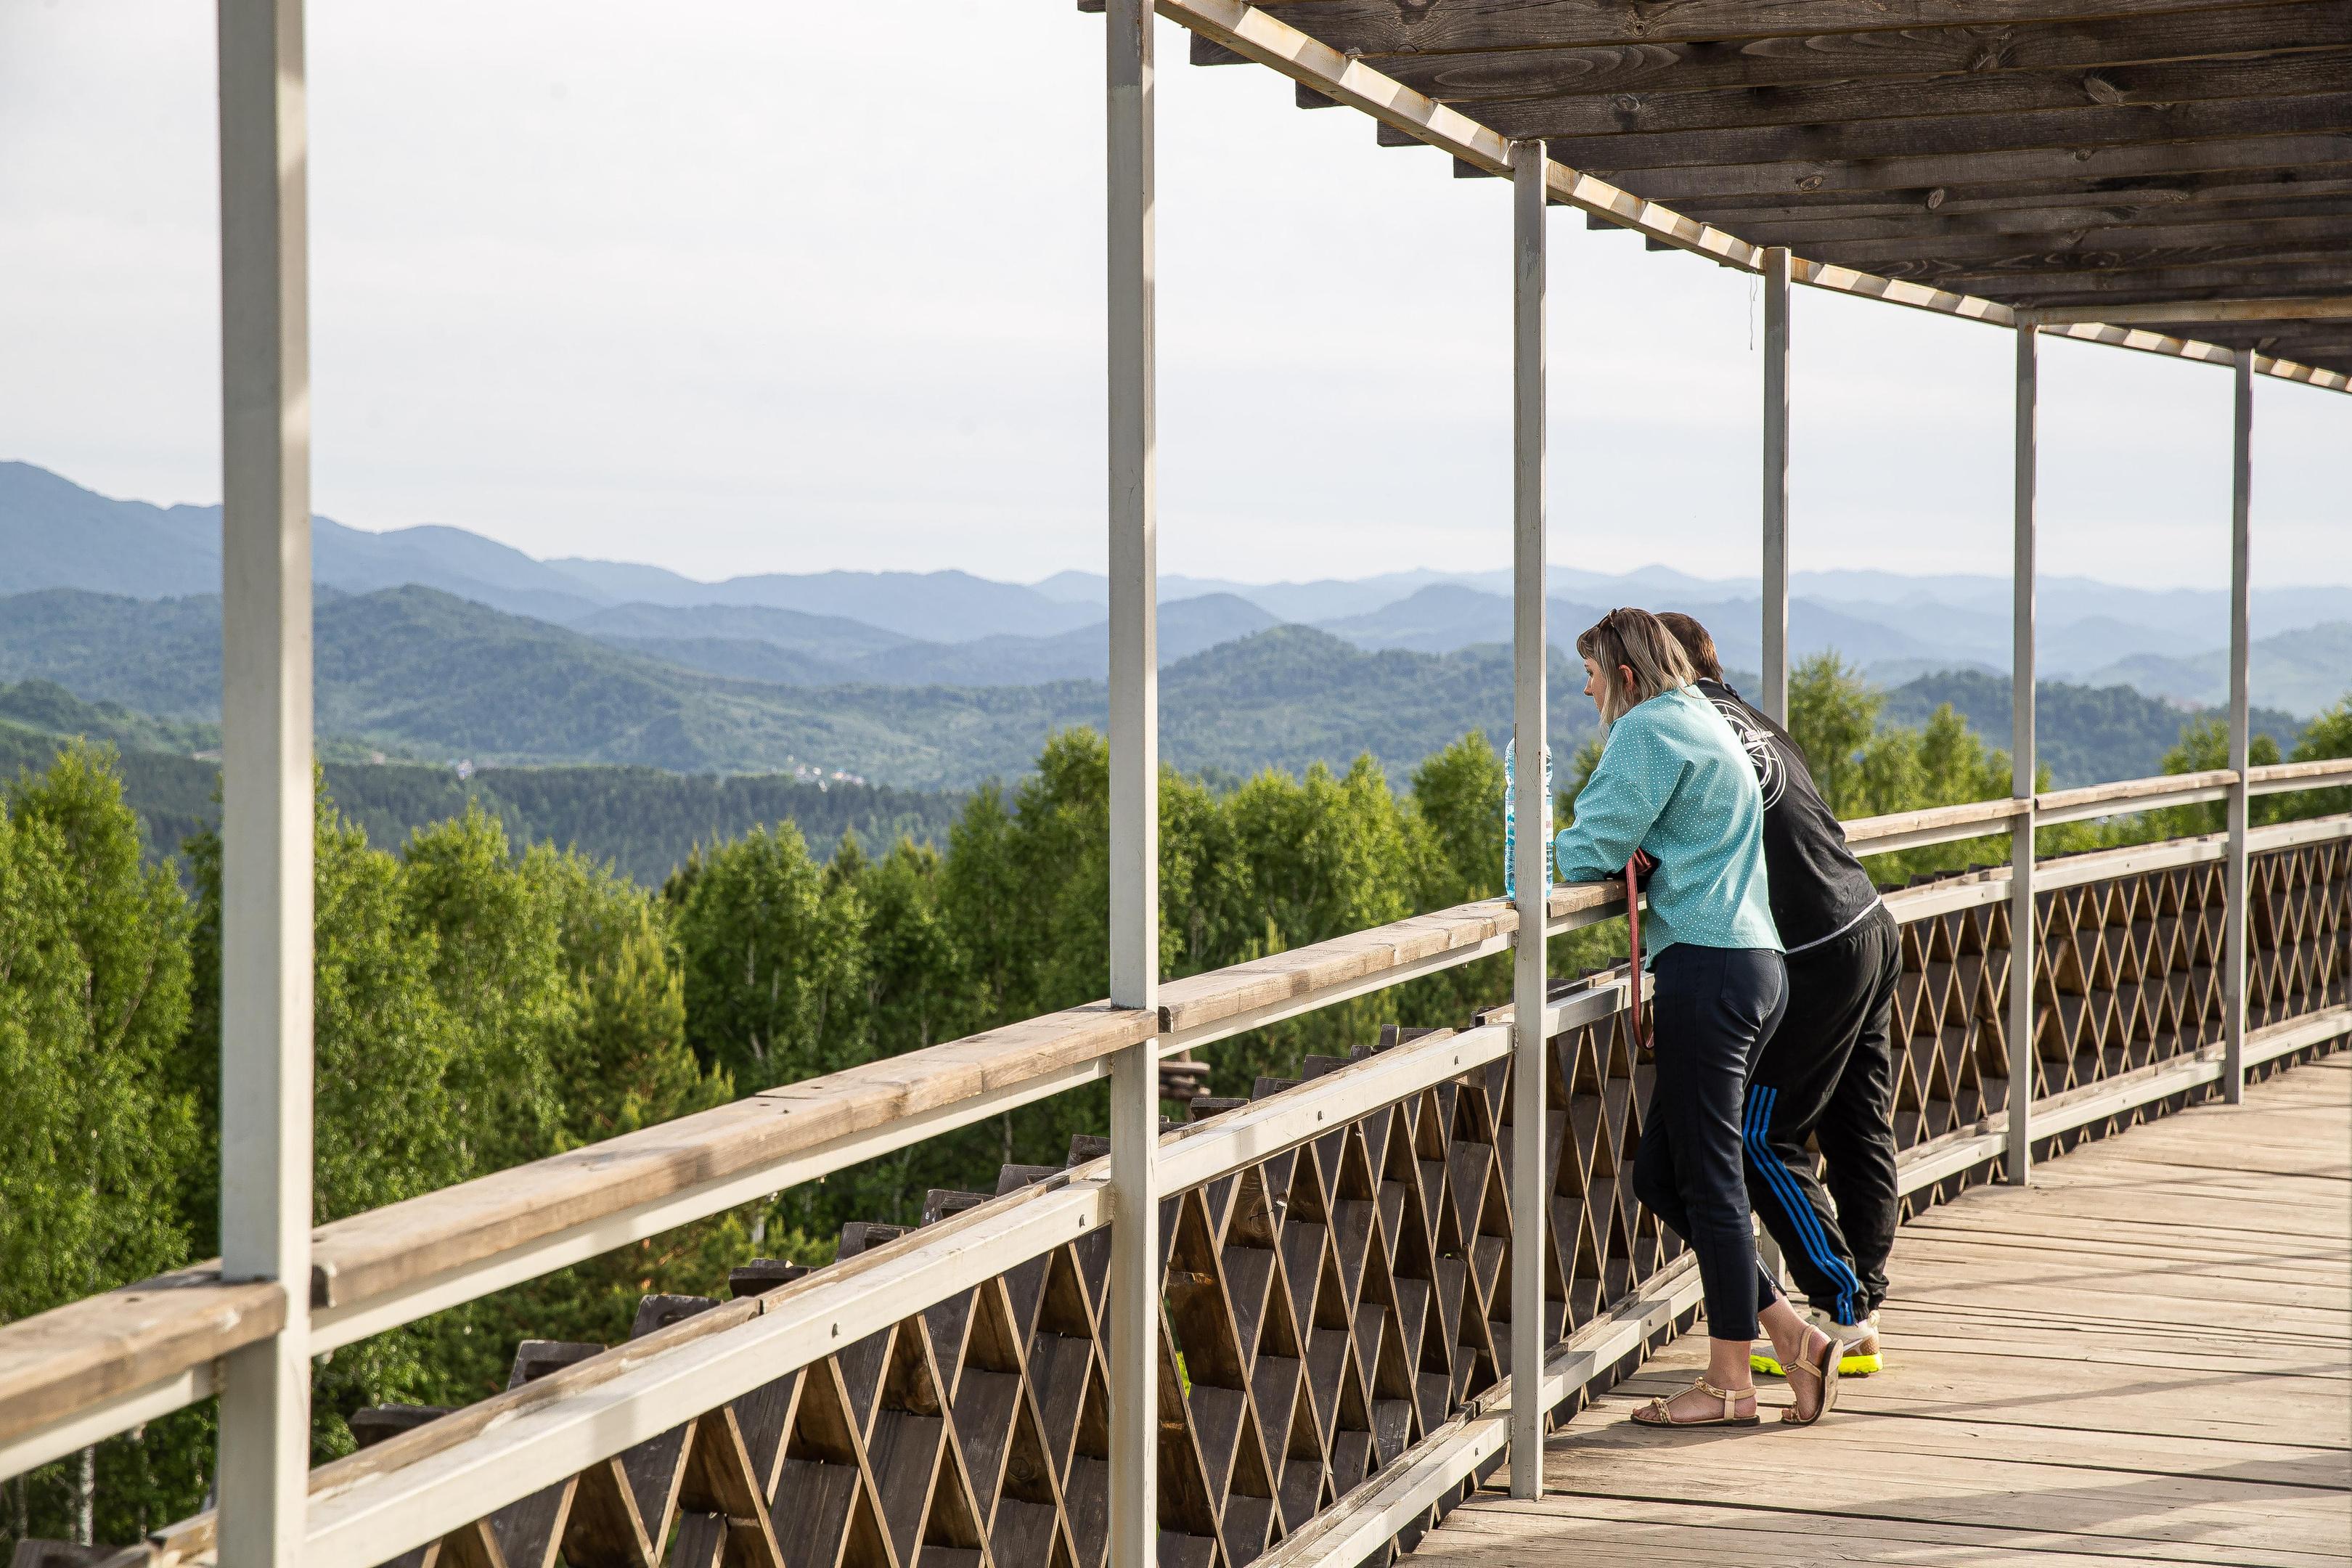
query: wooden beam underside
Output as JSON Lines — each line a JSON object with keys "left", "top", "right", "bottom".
{"left": 1238, "top": 2, "right": 2350, "bottom": 104}
{"left": 1200, "top": 0, "right": 2352, "bottom": 375}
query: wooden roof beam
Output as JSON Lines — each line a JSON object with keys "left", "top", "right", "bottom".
{"left": 1529, "top": 91, "right": 2352, "bottom": 173}
{"left": 1795, "top": 213, "right": 2352, "bottom": 269}
{"left": 1946, "top": 257, "right": 2352, "bottom": 298}
{"left": 1470, "top": 50, "right": 2352, "bottom": 143}
{"left": 1726, "top": 191, "right": 2352, "bottom": 245}
{"left": 1605, "top": 131, "right": 2352, "bottom": 201}
{"left": 1675, "top": 166, "right": 2352, "bottom": 224}
{"left": 1274, "top": 2, "right": 2344, "bottom": 104}
{"left": 1148, "top": 0, "right": 2346, "bottom": 388}
{"left": 1246, "top": 0, "right": 2297, "bottom": 57}
{"left": 2023, "top": 295, "right": 2352, "bottom": 324}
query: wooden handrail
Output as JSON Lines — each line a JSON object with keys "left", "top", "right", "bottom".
{"left": 1842, "top": 796, "right": 2026, "bottom": 849}
{"left": 2035, "top": 768, "right": 2237, "bottom": 821}
{"left": 0, "top": 1270, "right": 282, "bottom": 1478}
{"left": 2250, "top": 757, "right": 2352, "bottom": 793}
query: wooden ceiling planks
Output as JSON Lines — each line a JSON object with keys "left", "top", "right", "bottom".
{"left": 1188, "top": 0, "right": 2352, "bottom": 375}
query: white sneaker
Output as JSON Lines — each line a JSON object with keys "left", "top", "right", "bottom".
{"left": 1753, "top": 1307, "right": 1882, "bottom": 1378}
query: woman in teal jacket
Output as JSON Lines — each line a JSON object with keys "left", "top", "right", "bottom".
{"left": 1553, "top": 608, "right": 1840, "bottom": 1426}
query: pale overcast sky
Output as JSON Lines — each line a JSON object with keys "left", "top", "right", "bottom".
{"left": 2, "top": 0, "right": 2345, "bottom": 590}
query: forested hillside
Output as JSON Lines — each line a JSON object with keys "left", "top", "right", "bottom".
{"left": 1884, "top": 670, "right": 2306, "bottom": 786}
{"left": 0, "top": 588, "right": 1603, "bottom": 787}
{"left": 7, "top": 654, "right": 2346, "bottom": 1545}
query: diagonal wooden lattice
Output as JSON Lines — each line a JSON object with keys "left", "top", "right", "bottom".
{"left": 326, "top": 841, "right": 2345, "bottom": 1568}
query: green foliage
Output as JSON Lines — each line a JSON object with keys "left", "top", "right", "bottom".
{"left": 2290, "top": 695, "right": 2352, "bottom": 818}
{"left": 0, "top": 746, "right": 198, "bottom": 1542}
{"left": 1882, "top": 668, "right": 2303, "bottom": 788}
{"left": 676, "top": 822, "right": 867, "bottom": 1090}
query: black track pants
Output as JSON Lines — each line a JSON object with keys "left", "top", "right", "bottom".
{"left": 1635, "top": 943, "right": 1789, "bottom": 1343}
{"left": 1741, "top": 903, "right": 1903, "bottom": 1326}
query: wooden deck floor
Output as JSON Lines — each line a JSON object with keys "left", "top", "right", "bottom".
{"left": 1416, "top": 1055, "right": 2352, "bottom": 1568}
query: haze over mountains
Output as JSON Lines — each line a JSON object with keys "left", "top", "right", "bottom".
{"left": 0, "top": 460, "right": 2340, "bottom": 792}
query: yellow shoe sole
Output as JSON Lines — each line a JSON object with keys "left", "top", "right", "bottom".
{"left": 1752, "top": 1349, "right": 1882, "bottom": 1378}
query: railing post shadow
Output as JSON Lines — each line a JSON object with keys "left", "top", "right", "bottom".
{"left": 1507, "top": 136, "right": 1549, "bottom": 1503}
{"left": 1106, "top": 0, "right": 1162, "bottom": 1561}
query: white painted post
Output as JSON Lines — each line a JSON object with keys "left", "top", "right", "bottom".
{"left": 1760, "top": 246, "right": 1792, "bottom": 725}
{"left": 1507, "top": 138, "right": 1550, "bottom": 1503}
{"left": 2006, "top": 323, "right": 2038, "bottom": 1187}
{"left": 1106, "top": 1, "right": 1161, "bottom": 1562}
{"left": 2223, "top": 352, "right": 2253, "bottom": 1105}
{"left": 215, "top": 0, "right": 314, "bottom": 1561}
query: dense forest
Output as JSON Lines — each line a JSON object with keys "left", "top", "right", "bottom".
{"left": 4, "top": 658, "right": 2348, "bottom": 1546}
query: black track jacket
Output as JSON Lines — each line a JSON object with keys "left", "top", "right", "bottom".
{"left": 1696, "top": 677, "right": 1882, "bottom": 954}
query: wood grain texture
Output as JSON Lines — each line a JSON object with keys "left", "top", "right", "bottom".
{"left": 1536, "top": 91, "right": 2352, "bottom": 173}
{"left": 1339, "top": 2, "right": 2347, "bottom": 103}
{"left": 1247, "top": 0, "right": 2292, "bottom": 58}
{"left": 1480, "top": 49, "right": 2352, "bottom": 142}
{"left": 0, "top": 1269, "right": 284, "bottom": 1446}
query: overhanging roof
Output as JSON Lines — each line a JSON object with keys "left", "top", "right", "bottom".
{"left": 1172, "top": 0, "right": 2352, "bottom": 382}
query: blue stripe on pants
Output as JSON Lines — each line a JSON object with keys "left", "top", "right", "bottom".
{"left": 1746, "top": 1085, "right": 1863, "bottom": 1325}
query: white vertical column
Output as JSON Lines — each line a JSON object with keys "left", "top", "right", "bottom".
{"left": 1105, "top": 1, "right": 1161, "bottom": 1563}
{"left": 216, "top": 0, "right": 314, "bottom": 1561}
{"left": 1507, "top": 139, "right": 1550, "bottom": 1503}
{"left": 2006, "top": 323, "right": 2038, "bottom": 1187}
{"left": 1760, "top": 246, "right": 1792, "bottom": 724}
{"left": 2223, "top": 352, "right": 2253, "bottom": 1105}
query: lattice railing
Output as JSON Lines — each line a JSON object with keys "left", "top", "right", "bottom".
{"left": 242, "top": 833, "right": 2345, "bottom": 1568}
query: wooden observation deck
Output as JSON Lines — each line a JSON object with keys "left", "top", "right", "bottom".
{"left": 4, "top": 1, "right": 2348, "bottom": 1563}
{"left": 1408, "top": 1057, "right": 2352, "bottom": 1568}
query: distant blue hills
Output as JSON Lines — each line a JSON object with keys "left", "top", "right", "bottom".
{"left": 0, "top": 460, "right": 2343, "bottom": 790}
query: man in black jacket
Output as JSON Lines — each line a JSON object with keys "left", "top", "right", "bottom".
{"left": 1659, "top": 613, "right": 1901, "bottom": 1376}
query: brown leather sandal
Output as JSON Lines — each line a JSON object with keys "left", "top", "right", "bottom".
{"left": 1779, "top": 1330, "right": 1842, "bottom": 1426}
{"left": 1630, "top": 1379, "right": 1760, "bottom": 1427}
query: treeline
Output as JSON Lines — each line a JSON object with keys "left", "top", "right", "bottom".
{"left": 4, "top": 659, "right": 2346, "bottom": 1545}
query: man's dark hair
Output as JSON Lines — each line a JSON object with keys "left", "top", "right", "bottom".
{"left": 1656, "top": 611, "right": 1724, "bottom": 682}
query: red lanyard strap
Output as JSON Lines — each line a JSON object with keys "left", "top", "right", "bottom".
{"left": 1624, "top": 858, "right": 1647, "bottom": 1049}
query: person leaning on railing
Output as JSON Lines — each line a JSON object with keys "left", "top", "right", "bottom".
{"left": 1659, "top": 611, "right": 1900, "bottom": 1383}
{"left": 1551, "top": 607, "right": 1841, "bottom": 1427}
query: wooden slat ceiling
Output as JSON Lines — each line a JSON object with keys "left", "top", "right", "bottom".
{"left": 1193, "top": 0, "right": 2352, "bottom": 375}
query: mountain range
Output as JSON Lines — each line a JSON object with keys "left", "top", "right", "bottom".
{"left": 0, "top": 460, "right": 2340, "bottom": 799}
{"left": 7, "top": 460, "right": 2346, "bottom": 711}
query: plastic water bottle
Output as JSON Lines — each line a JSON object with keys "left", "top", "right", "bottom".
{"left": 1503, "top": 735, "right": 1553, "bottom": 901}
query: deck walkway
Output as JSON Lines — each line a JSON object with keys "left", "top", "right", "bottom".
{"left": 1415, "top": 1055, "right": 2352, "bottom": 1568}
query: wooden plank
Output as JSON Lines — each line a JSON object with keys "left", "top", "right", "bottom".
{"left": 1612, "top": 1368, "right": 2350, "bottom": 1484}
{"left": 1489, "top": 49, "right": 2352, "bottom": 142}
{"left": 0, "top": 1268, "right": 284, "bottom": 1448}
{"left": 1736, "top": 192, "right": 2352, "bottom": 246}
{"left": 1249, "top": 0, "right": 2297, "bottom": 58}
{"left": 1926, "top": 256, "right": 2352, "bottom": 300}
{"left": 1684, "top": 166, "right": 2352, "bottom": 226}
{"left": 1607, "top": 130, "right": 2352, "bottom": 201}
{"left": 1536, "top": 1402, "right": 2347, "bottom": 1555}
{"left": 2028, "top": 293, "right": 2352, "bottom": 324}
{"left": 1332, "top": 1, "right": 2348, "bottom": 105}
{"left": 1800, "top": 213, "right": 2352, "bottom": 269}
{"left": 1418, "top": 1493, "right": 2346, "bottom": 1568}
{"left": 1539, "top": 90, "right": 2352, "bottom": 173}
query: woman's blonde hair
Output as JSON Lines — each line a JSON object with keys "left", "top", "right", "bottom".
{"left": 1576, "top": 607, "right": 1697, "bottom": 724}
